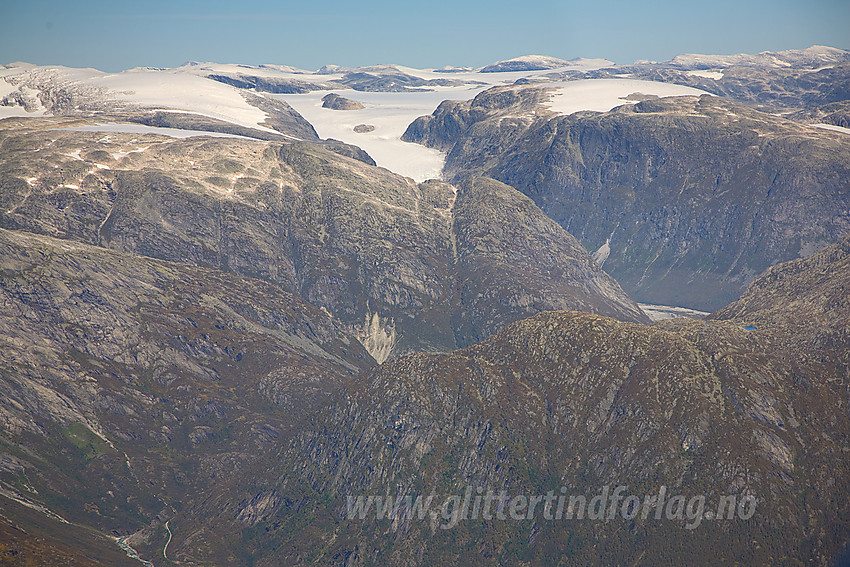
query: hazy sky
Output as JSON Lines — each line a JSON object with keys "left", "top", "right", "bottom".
{"left": 1, "top": 0, "right": 847, "bottom": 71}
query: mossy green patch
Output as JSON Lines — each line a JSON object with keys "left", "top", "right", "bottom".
{"left": 61, "top": 423, "right": 113, "bottom": 462}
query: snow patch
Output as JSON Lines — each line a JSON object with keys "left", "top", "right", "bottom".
{"left": 811, "top": 123, "right": 850, "bottom": 135}
{"left": 358, "top": 312, "right": 397, "bottom": 364}
{"left": 686, "top": 69, "right": 724, "bottom": 80}
{"left": 639, "top": 303, "right": 710, "bottom": 321}
{"left": 592, "top": 238, "right": 611, "bottom": 267}
{"left": 110, "top": 145, "right": 150, "bottom": 160}
{"left": 0, "top": 74, "right": 47, "bottom": 118}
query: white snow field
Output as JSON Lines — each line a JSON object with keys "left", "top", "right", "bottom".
{"left": 3, "top": 59, "right": 711, "bottom": 180}
{"left": 0, "top": 64, "right": 280, "bottom": 135}
{"left": 90, "top": 70, "right": 280, "bottom": 135}
{"left": 545, "top": 79, "right": 711, "bottom": 115}
{"left": 273, "top": 59, "right": 617, "bottom": 180}
{"left": 686, "top": 69, "right": 725, "bottom": 80}
{"left": 276, "top": 88, "right": 480, "bottom": 182}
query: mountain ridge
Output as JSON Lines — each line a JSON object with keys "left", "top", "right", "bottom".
{"left": 402, "top": 85, "right": 850, "bottom": 310}
{"left": 0, "top": 116, "right": 648, "bottom": 362}
{"left": 1, "top": 44, "right": 849, "bottom": 565}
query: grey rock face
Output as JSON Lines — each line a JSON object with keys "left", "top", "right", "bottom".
{"left": 335, "top": 70, "right": 460, "bottom": 92}
{"left": 789, "top": 100, "right": 850, "bottom": 128}
{"left": 450, "top": 177, "right": 648, "bottom": 346}
{"left": 0, "top": 226, "right": 375, "bottom": 557}
{"left": 0, "top": 225, "right": 374, "bottom": 389}
{"left": 623, "top": 62, "right": 850, "bottom": 110}
{"left": 405, "top": 88, "right": 850, "bottom": 310}
{"left": 207, "top": 73, "right": 325, "bottom": 94}
{"left": 252, "top": 234, "right": 850, "bottom": 566}
{"left": 315, "top": 138, "right": 376, "bottom": 164}
{"left": 0, "top": 117, "right": 646, "bottom": 361}
{"left": 710, "top": 233, "right": 850, "bottom": 359}
{"left": 204, "top": 65, "right": 466, "bottom": 94}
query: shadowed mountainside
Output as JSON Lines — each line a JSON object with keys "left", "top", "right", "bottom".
{"left": 404, "top": 88, "right": 850, "bottom": 310}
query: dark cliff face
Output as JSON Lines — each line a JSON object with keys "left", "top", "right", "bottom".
{"left": 450, "top": 176, "right": 648, "bottom": 346}
{"left": 0, "top": 117, "right": 646, "bottom": 361}
{"left": 405, "top": 89, "right": 850, "bottom": 310}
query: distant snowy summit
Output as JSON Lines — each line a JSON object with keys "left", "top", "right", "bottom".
{"left": 2, "top": 45, "right": 847, "bottom": 182}
{"left": 480, "top": 55, "right": 614, "bottom": 73}
{"left": 666, "top": 45, "right": 850, "bottom": 70}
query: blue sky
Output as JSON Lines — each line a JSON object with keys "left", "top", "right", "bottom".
{"left": 1, "top": 0, "right": 847, "bottom": 71}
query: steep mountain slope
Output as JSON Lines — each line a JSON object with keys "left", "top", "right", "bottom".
{"left": 2, "top": 47, "right": 848, "bottom": 566}
{"left": 0, "top": 227, "right": 375, "bottom": 564}
{"left": 710, "top": 233, "right": 850, "bottom": 359}
{"left": 2, "top": 224, "right": 847, "bottom": 566}
{"left": 451, "top": 177, "right": 647, "bottom": 346}
{"left": 0, "top": 116, "right": 646, "bottom": 361}
{"left": 404, "top": 87, "right": 850, "bottom": 310}
{"left": 216, "top": 235, "right": 850, "bottom": 566}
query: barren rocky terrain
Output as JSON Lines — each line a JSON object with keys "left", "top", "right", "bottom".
{"left": 0, "top": 46, "right": 848, "bottom": 566}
